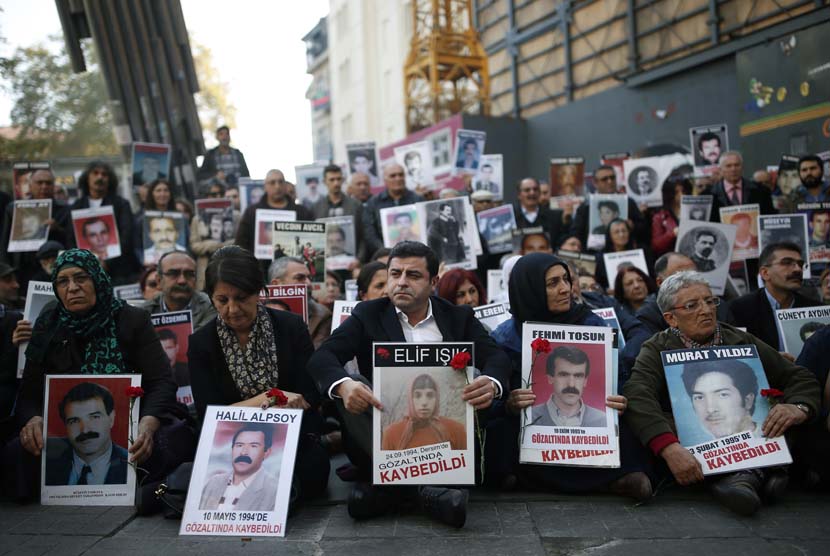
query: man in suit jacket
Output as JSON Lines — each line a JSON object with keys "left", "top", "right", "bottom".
{"left": 308, "top": 241, "right": 510, "bottom": 527}
{"left": 514, "top": 177, "right": 566, "bottom": 247}
{"left": 710, "top": 151, "right": 775, "bottom": 218}
{"left": 727, "top": 242, "right": 820, "bottom": 353}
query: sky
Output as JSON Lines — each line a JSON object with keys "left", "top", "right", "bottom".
{"left": 0, "top": 0, "right": 329, "bottom": 183}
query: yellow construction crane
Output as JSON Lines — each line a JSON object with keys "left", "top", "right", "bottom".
{"left": 404, "top": 0, "right": 490, "bottom": 133}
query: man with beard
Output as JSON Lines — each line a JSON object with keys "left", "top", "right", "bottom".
{"left": 727, "top": 242, "right": 818, "bottom": 353}
{"left": 197, "top": 126, "right": 250, "bottom": 187}
{"left": 45, "top": 382, "right": 128, "bottom": 485}
{"left": 427, "top": 203, "right": 465, "bottom": 264}
{"left": 147, "top": 252, "right": 216, "bottom": 332}
{"left": 786, "top": 155, "right": 829, "bottom": 212}
{"left": 689, "top": 230, "right": 718, "bottom": 272}
{"left": 199, "top": 423, "right": 278, "bottom": 511}
{"left": 531, "top": 346, "right": 606, "bottom": 427}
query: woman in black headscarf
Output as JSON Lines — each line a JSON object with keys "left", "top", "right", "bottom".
{"left": 10, "top": 248, "right": 194, "bottom": 502}
{"left": 487, "top": 253, "right": 652, "bottom": 499}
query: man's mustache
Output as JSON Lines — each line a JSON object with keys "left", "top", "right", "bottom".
{"left": 787, "top": 272, "right": 803, "bottom": 281}
{"left": 561, "top": 387, "right": 581, "bottom": 396}
{"left": 170, "top": 285, "right": 192, "bottom": 294}
{"left": 75, "top": 431, "right": 99, "bottom": 443}
{"left": 234, "top": 455, "right": 253, "bottom": 464}
{"left": 94, "top": 178, "right": 105, "bottom": 186}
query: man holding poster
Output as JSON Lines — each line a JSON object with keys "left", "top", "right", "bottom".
{"left": 624, "top": 271, "right": 820, "bottom": 516}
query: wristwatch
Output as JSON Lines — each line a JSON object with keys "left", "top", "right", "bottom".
{"left": 794, "top": 403, "right": 811, "bottom": 418}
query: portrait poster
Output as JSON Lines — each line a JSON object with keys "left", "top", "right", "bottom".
{"left": 427, "top": 127, "right": 453, "bottom": 177}
{"left": 776, "top": 155, "right": 801, "bottom": 198}
{"left": 142, "top": 211, "right": 188, "bottom": 266}
{"left": 260, "top": 284, "right": 309, "bottom": 324}
{"left": 12, "top": 160, "right": 51, "bottom": 200}
{"left": 41, "top": 374, "right": 140, "bottom": 505}
{"left": 417, "top": 198, "right": 476, "bottom": 270}
{"left": 238, "top": 178, "right": 265, "bottom": 214}
{"left": 379, "top": 205, "right": 421, "bottom": 248}
{"left": 271, "top": 221, "right": 326, "bottom": 287}
{"left": 602, "top": 249, "right": 649, "bottom": 292}
{"left": 372, "top": 342, "right": 475, "bottom": 485}
{"left": 150, "top": 310, "right": 194, "bottom": 409}
{"left": 180, "top": 406, "right": 302, "bottom": 537}
{"left": 719, "top": 204, "right": 760, "bottom": 261}
{"left": 681, "top": 195, "right": 714, "bottom": 223}
{"left": 453, "top": 129, "right": 486, "bottom": 175}
{"left": 330, "top": 300, "right": 360, "bottom": 333}
{"left": 463, "top": 199, "right": 483, "bottom": 257}
{"left": 317, "top": 215, "right": 358, "bottom": 271}
{"left": 394, "top": 141, "right": 434, "bottom": 192}
{"left": 113, "top": 283, "right": 143, "bottom": 301}
{"left": 775, "top": 306, "right": 830, "bottom": 358}
{"left": 600, "top": 152, "right": 629, "bottom": 191}
{"left": 549, "top": 156, "right": 586, "bottom": 198}
{"left": 556, "top": 250, "right": 597, "bottom": 277}
{"left": 591, "top": 307, "right": 625, "bottom": 350}
{"left": 253, "top": 209, "right": 296, "bottom": 260}
{"left": 346, "top": 141, "right": 381, "bottom": 188}
{"left": 487, "top": 269, "right": 505, "bottom": 304}
{"left": 623, "top": 152, "right": 693, "bottom": 207}
{"left": 675, "top": 220, "right": 737, "bottom": 295}
{"left": 796, "top": 201, "right": 830, "bottom": 264}
{"left": 195, "top": 198, "right": 236, "bottom": 242}
{"left": 519, "top": 323, "right": 619, "bottom": 467}
{"left": 131, "top": 142, "right": 171, "bottom": 186}
{"left": 71, "top": 206, "right": 122, "bottom": 261}
{"left": 689, "top": 124, "right": 728, "bottom": 175}
{"left": 473, "top": 302, "right": 510, "bottom": 334}
{"left": 661, "top": 345, "right": 792, "bottom": 476}
{"left": 587, "top": 194, "right": 628, "bottom": 250}
{"left": 294, "top": 163, "right": 327, "bottom": 210}
{"left": 473, "top": 154, "right": 504, "bottom": 199}
{"left": 476, "top": 204, "right": 516, "bottom": 255}
{"left": 758, "top": 214, "right": 811, "bottom": 279}
{"left": 8, "top": 199, "right": 51, "bottom": 252}
{"left": 17, "top": 281, "right": 54, "bottom": 378}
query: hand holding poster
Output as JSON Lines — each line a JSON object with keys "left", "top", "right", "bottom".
{"left": 71, "top": 206, "right": 121, "bottom": 261}
{"left": 372, "top": 343, "right": 475, "bottom": 485}
{"left": 8, "top": 199, "right": 51, "bottom": 252}
{"left": 675, "top": 220, "right": 737, "bottom": 295}
{"left": 775, "top": 306, "right": 830, "bottom": 358}
{"left": 180, "top": 406, "right": 302, "bottom": 536}
{"left": 661, "top": 345, "right": 792, "bottom": 475}
{"left": 520, "top": 323, "right": 619, "bottom": 467}
{"left": 151, "top": 310, "right": 194, "bottom": 408}
{"left": 719, "top": 204, "right": 760, "bottom": 261}
{"left": 260, "top": 284, "right": 309, "bottom": 323}
{"left": 41, "top": 374, "right": 140, "bottom": 505}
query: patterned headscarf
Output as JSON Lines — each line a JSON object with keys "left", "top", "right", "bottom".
{"left": 51, "top": 249, "right": 126, "bottom": 374}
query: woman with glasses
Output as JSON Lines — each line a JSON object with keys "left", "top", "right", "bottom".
{"left": 188, "top": 246, "right": 330, "bottom": 502}
{"left": 624, "top": 270, "right": 819, "bottom": 516}
{"left": 12, "top": 248, "right": 195, "bottom": 502}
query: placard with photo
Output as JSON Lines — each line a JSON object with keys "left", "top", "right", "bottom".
{"left": 453, "top": 129, "right": 486, "bottom": 175}
{"left": 8, "top": 199, "right": 51, "bottom": 252}
{"left": 681, "top": 195, "right": 714, "bottom": 223}
{"left": 587, "top": 194, "right": 628, "bottom": 250}
{"left": 253, "top": 209, "right": 296, "bottom": 260}
{"left": 758, "top": 214, "right": 811, "bottom": 279}
{"left": 238, "top": 178, "right": 265, "bottom": 214}
{"left": 394, "top": 141, "right": 434, "bottom": 192}
{"left": 600, "top": 153, "right": 629, "bottom": 191}
{"left": 12, "top": 160, "right": 51, "bottom": 200}
{"left": 549, "top": 157, "right": 586, "bottom": 198}
{"left": 151, "top": 310, "right": 194, "bottom": 409}
{"left": 476, "top": 204, "right": 516, "bottom": 255}
{"left": 796, "top": 201, "right": 830, "bottom": 264}
{"left": 142, "top": 211, "right": 188, "bottom": 265}
{"left": 473, "top": 154, "right": 503, "bottom": 199}
{"left": 41, "top": 374, "right": 140, "bottom": 505}
{"left": 131, "top": 142, "right": 171, "bottom": 186}
{"left": 487, "top": 269, "right": 506, "bottom": 304}
{"left": 675, "top": 220, "right": 737, "bottom": 295}
{"left": 346, "top": 141, "right": 381, "bottom": 188}
{"left": 195, "top": 198, "right": 236, "bottom": 242}
{"left": 17, "top": 281, "right": 55, "bottom": 378}
{"left": 473, "top": 302, "right": 511, "bottom": 334}
{"left": 418, "top": 198, "right": 477, "bottom": 270}
{"left": 775, "top": 155, "right": 801, "bottom": 198}
{"left": 294, "top": 163, "right": 327, "bottom": 211}
{"left": 379, "top": 205, "right": 421, "bottom": 248}
{"left": 272, "top": 222, "right": 326, "bottom": 287}
{"left": 689, "top": 124, "right": 728, "bottom": 174}
{"left": 624, "top": 153, "right": 693, "bottom": 207}
{"left": 427, "top": 127, "right": 453, "bottom": 176}
{"left": 556, "top": 250, "right": 598, "bottom": 277}
{"left": 260, "top": 284, "right": 309, "bottom": 323}
{"left": 113, "top": 283, "right": 143, "bottom": 301}
{"left": 775, "top": 306, "right": 830, "bottom": 358}
{"left": 71, "top": 206, "right": 122, "bottom": 261}
{"left": 317, "top": 215, "right": 358, "bottom": 271}
{"left": 330, "top": 300, "right": 360, "bottom": 333}
{"left": 180, "top": 407, "right": 302, "bottom": 537}
{"left": 602, "top": 249, "right": 649, "bottom": 292}
{"left": 719, "top": 204, "right": 760, "bottom": 261}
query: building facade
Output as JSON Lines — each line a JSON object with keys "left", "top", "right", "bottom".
{"left": 304, "top": 17, "right": 334, "bottom": 163}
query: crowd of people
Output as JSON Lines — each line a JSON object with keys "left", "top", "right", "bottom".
{"left": 0, "top": 126, "right": 828, "bottom": 528}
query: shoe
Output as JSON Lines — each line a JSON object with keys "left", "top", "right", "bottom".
{"left": 418, "top": 486, "right": 468, "bottom": 528}
{"left": 710, "top": 470, "right": 762, "bottom": 516}
{"left": 347, "top": 482, "right": 395, "bottom": 520}
{"left": 608, "top": 472, "right": 652, "bottom": 502}
{"left": 762, "top": 467, "right": 788, "bottom": 504}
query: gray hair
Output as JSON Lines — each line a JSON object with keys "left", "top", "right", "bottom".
{"left": 718, "top": 151, "right": 743, "bottom": 167}
{"left": 656, "top": 271, "right": 711, "bottom": 313}
{"left": 267, "top": 256, "right": 305, "bottom": 282}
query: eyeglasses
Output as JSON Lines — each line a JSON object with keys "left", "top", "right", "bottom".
{"left": 669, "top": 296, "right": 721, "bottom": 313}
{"left": 55, "top": 273, "right": 91, "bottom": 290}
{"left": 767, "top": 258, "right": 806, "bottom": 269}
{"left": 162, "top": 269, "right": 196, "bottom": 280}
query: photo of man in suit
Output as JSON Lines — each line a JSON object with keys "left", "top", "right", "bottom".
{"left": 474, "top": 164, "right": 498, "bottom": 193}
{"left": 45, "top": 382, "right": 128, "bottom": 486}
{"left": 427, "top": 203, "right": 465, "bottom": 264}
{"left": 531, "top": 346, "right": 606, "bottom": 428}
{"left": 199, "top": 423, "right": 279, "bottom": 512}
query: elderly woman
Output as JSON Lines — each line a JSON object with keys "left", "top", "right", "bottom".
{"left": 487, "top": 253, "right": 653, "bottom": 499}
{"left": 437, "top": 268, "right": 486, "bottom": 308}
{"left": 613, "top": 266, "right": 656, "bottom": 314}
{"left": 11, "top": 249, "right": 194, "bottom": 501}
{"left": 623, "top": 271, "right": 821, "bottom": 516}
{"left": 187, "top": 246, "right": 329, "bottom": 501}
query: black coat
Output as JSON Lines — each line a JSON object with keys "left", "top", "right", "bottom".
{"left": 709, "top": 178, "right": 775, "bottom": 218}
{"left": 726, "top": 287, "right": 819, "bottom": 351}
{"left": 187, "top": 308, "right": 318, "bottom": 423}
{"left": 307, "top": 295, "right": 511, "bottom": 398}
{"left": 18, "top": 304, "right": 183, "bottom": 428}
{"left": 513, "top": 203, "right": 566, "bottom": 247}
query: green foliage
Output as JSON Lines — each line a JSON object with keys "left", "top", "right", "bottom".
{"left": 191, "top": 39, "right": 236, "bottom": 139}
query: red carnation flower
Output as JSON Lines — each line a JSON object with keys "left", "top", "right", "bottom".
{"left": 450, "top": 351, "right": 472, "bottom": 370}
{"left": 125, "top": 386, "right": 145, "bottom": 399}
{"left": 267, "top": 388, "right": 289, "bottom": 407}
{"left": 531, "top": 338, "right": 552, "bottom": 354}
{"left": 376, "top": 348, "right": 391, "bottom": 359}
{"left": 760, "top": 388, "right": 784, "bottom": 399}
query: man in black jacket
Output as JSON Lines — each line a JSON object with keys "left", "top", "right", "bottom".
{"left": 514, "top": 177, "right": 565, "bottom": 247}
{"left": 710, "top": 151, "right": 775, "bottom": 217}
{"left": 727, "top": 242, "right": 820, "bottom": 354}
{"left": 308, "top": 241, "right": 510, "bottom": 527}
